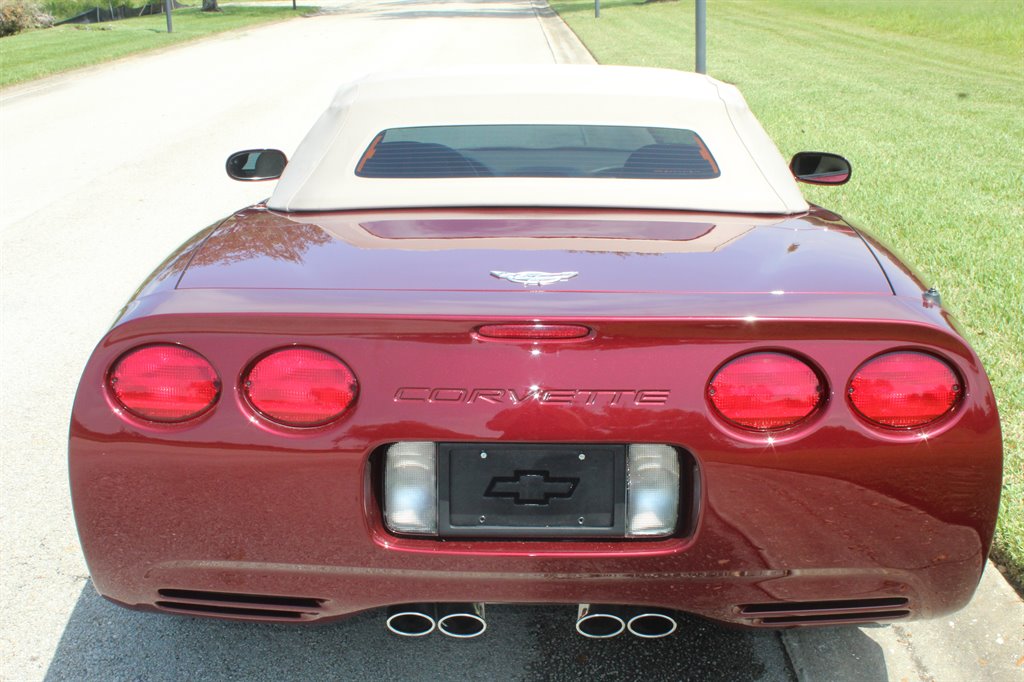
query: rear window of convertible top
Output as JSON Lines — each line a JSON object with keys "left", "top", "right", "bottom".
{"left": 355, "top": 125, "right": 720, "bottom": 179}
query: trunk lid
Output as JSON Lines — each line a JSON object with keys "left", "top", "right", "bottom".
{"left": 177, "top": 208, "right": 892, "bottom": 296}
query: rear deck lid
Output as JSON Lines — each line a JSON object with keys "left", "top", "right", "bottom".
{"left": 176, "top": 210, "right": 893, "bottom": 296}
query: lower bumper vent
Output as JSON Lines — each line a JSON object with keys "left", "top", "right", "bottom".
{"left": 156, "top": 589, "right": 325, "bottom": 621}
{"left": 738, "top": 597, "right": 910, "bottom": 626}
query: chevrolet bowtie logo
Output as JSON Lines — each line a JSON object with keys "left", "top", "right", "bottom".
{"left": 490, "top": 271, "right": 579, "bottom": 287}
{"left": 485, "top": 470, "right": 578, "bottom": 505}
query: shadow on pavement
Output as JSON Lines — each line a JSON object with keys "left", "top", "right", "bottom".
{"left": 42, "top": 582, "right": 889, "bottom": 681}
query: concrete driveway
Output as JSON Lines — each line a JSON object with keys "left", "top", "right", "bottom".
{"left": 1, "top": 1, "right": 1021, "bottom": 679}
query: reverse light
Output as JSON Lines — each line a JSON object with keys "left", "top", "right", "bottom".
{"left": 849, "top": 351, "right": 961, "bottom": 428}
{"left": 625, "top": 444, "right": 679, "bottom": 537}
{"left": 243, "top": 347, "right": 358, "bottom": 427}
{"left": 384, "top": 442, "right": 438, "bottom": 535}
{"left": 708, "top": 352, "right": 823, "bottom": 430}
{"left": 109, "top": 344, "right": 220, "bottom": 422}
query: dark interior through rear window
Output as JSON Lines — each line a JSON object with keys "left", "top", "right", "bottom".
{"left": 355, "top": 125, "right": 720, "bottom": 179}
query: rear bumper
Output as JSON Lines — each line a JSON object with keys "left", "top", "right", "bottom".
{"left": 69, "top": 313, "right": 1002, "bottom": 628}
{"left": 71, "top": 436, "right": 997, "bottom": 628}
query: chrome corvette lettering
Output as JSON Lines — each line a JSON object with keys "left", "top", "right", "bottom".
{"left": 467, "top": 388, "right": 505, "bottom": 404}
{"left": 541, "top": 389, "right": 576, "bottom": 404}
{"left": 394, "top": 387, "right": 431, "bottom": 401}
{"left": 394, "top": 388, "right": 670, "bottom": 406}
{"left": 506, "top": 388, "right": 533, "bottom": 404}
{"left": 637, "top": 390, "right": 672, "bottom": 404}
{"left": 430, "top": 388, "right": 466, "bottom": 402}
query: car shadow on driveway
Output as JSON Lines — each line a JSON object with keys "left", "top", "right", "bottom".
{"left": 43, "top": 582, "right": 887, "bottom": 681}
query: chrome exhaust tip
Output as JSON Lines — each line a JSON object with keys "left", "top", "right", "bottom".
{"left": 437, "top": 603, "right": 486, "bottom": 638}
{"left": 386, "top": 604, "right": 436, "bottom": 637}
{"left": 575, "top": 604, "right": 626, "bottom": 639}
{"left": 627, "top": 611, "right": 678, "bottom": 638}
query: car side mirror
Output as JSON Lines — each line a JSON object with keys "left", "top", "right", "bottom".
{"left": 226, "top": 149, "right": 287, "bottom": 181}
{"left": 790, "top": 152, "right": 851, "bottom": 185}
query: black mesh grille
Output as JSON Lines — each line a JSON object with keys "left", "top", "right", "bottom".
{"left": 157, "top": 589, "right": 324, "bottom": 608}
{"left": 738, "top": 597, "right": 911, "bottom": 625}
{"left": 739, "top": 597, "right": 908, "bottom": 614}
{"left": 156, "top": 602, "right": 309, "bottom": 619}
{"left": 758, "top": 610, "right": 910, "bottom": 625}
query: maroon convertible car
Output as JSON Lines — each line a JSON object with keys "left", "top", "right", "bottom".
{"left": 70, "top": 65, "right": 1002, "bottom": 639}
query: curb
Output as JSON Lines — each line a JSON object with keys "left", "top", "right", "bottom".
{"left": 531, "top": 0, "right": 596, "bottom": 65}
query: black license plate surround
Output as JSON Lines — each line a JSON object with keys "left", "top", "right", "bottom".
{"left": 437, "top": 443, "right": 626, "bottom": 538}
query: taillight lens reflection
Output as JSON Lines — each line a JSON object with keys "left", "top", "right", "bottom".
{"left": 849, "top": 351, "right": 960, "bottom": 428}
{"left": 244, "top": 347, "right": 358, "bottom": 427}
{"left": 109, "top": 344, "right": 220, "bottom": 422}
{"left": 708, "top": 352, "right": 823, "bottom": 431}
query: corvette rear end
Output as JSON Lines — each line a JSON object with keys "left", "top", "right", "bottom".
{"left": 69, "top": 66, "right": 1002, "bottom": 636}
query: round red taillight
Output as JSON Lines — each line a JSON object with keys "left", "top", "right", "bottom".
{"left": 708, "top": 352, "right": 824, "bottom": 431}
{"left": 109, "top": 344, "right": 220, "bottom": 422}
{"left": 243, "top": 347, "right": 358, "bottom": 427}
{"left": 849, "top": 351, "right": 961, "bottom": 428}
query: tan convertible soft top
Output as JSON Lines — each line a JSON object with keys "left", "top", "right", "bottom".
{"left": 268, "top": 65, "right": 809, "bottom": 215}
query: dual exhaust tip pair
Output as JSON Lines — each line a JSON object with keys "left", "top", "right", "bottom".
{"left": 575, "top": 604, "right": 678, "bottom": 639}
{"left": 386, "top": 603, "right": 678, "bottom": 639}
{"left": 386, "top": 603, "right": 487, "bottom": 638}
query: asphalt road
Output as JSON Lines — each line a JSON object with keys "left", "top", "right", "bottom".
{"left": 1, "top": 1, "right": 1021, "bottom": 680}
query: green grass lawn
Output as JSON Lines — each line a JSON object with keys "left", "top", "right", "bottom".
{"left": 41, "top": 0, "right": 144, "bottom": 22}
{"left": 0, "top": 5, "right": 311, "bottom": 88}
{"left": 552, "top": 0, "right": 1024, "bottom": 587}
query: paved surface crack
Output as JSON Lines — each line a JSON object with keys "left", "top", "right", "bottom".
{"left": 891, "top": 624, "right": 936, "bottom": 682}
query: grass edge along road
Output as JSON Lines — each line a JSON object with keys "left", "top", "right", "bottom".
{"left": 0, "top": 5, "right": 314, "bottom": 88}
{"left": 550, "top": 0, "right": 1024, "bottom": 589}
